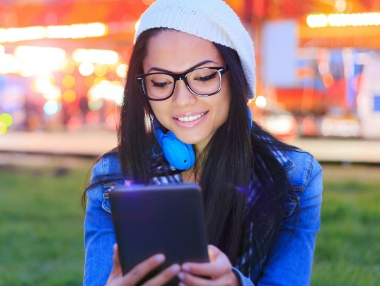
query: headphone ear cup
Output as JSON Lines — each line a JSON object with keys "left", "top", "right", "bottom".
{"left": 161, "top": 131, "right": 195, "bottom": 170}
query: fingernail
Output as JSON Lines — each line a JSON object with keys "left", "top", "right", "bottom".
{"left": 155, "top": 254, "right": 165, "bottom": 263}
{"left": 182, "top": 264, "right": 190, "bottom": 271}
{"left": 171, "top": 264, "right": 180, "bottom": 274}
{"left": 178, "top": 272, "right": 185, "bottom": 280}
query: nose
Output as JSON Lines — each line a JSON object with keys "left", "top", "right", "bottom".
{"left": 172, "top": 79, "right": 197, "bottom": 107}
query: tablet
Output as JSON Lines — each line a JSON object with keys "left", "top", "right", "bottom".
{"left": 108, "top": 183, "right": 209, "bottom": 285}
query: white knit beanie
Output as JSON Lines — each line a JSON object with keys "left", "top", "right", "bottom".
{"left": 134, "top": 0, "right": 256, "bottom": 98}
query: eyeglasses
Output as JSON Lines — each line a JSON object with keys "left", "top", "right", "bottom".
{"left": 136, "top": 65, "right": 229, "bottom": 101}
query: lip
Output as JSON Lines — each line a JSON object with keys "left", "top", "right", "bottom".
{"left": 173, "top": 111, "right": 208, "bottom": 128}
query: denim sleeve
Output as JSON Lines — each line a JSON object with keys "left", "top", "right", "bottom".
{"left": 257, "top": 157, "right": 323, "bottom": 285}
{"left": 83, "top": 159, "right": 116, "bottom": 286}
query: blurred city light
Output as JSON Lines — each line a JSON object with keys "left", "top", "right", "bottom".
{"left": 94, "top": 76, "right": 107, "bottom": 85}
{"left": 307, "top": 12, "right": 380, "bottom": 28}
{"left": 322, "top": 74, "right": 334, "bottom": 87}
{"left": 307, "top": 14, "right": 329, "bottom": 28}
{"left": 88, "top": 99, "right": 103, "bottom": 111}
{"left": 63, "top": 90, "right": 77, "bottom": 103}
{"left": 1, "top": 26, "right": 46, "bottom": 42}
{"left": 42, "top": 85, "right": 62, "bottom": 101}
{"left": 43, "top": 100, "right": 61, "bottom": 115}
{"left": 94, "top": 64, "right": 108, "bottom": 77}
{"left": 15, "top": 46, "right": 66, "bottom": 61}
{"left": 321, "top": 118, "right": 361, "bottom": 137}
{"left": 263, "top": 114, "right": 295, "bottom": 135}
{"left": 88, "top": 80, "right": 123, "bottom": 105}
{"left": 69, "top": 23, "right": 108, "bottom": 39}
{"left": 0, "top": 113, "right": 13, "bottom": 127}
{"left": 0, "top": 122, "right": 7, "bottom": 135}
{"left": 0, "top": 54, "right": 21, "bottom": 74}
{"left": 84, "top": 75, "right": 96, "bottom": 87}
{"left": 62, "top": 61, "right": 76, "bottom": 74}
{"left": 62, "top": 75, "right": 76, "bottom": 89}
{"left": 0, "top": 0, "right": 378, "bottom": 140}
{"left": 0, "top": 23, "right": 108, "bottom": 43}
{"left": 116, "top": 64, "right": 128, "bottom": 78}
{"left": 334, "top": 0, "right": 347, "bottom": 13}
{"left": 255, "top": 95, "right": 267, "bottom": 109}
{"left": 0, "top": 30, "right": 5, "bottom": 43}
{"left": 33, "top": 75, "right": 55, "bottom": 93}
{"left": 72, "top": 49, "right": 118, "bottom": 65}
{"left": 14, "top": 46, "right": 67, "bottom": 76}
{"left": 79, "top": 62, "right": 95, "bottom": 76}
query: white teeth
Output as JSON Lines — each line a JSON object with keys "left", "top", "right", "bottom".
{"left": 177, "top": 112, "right": 205, "bottom": 122}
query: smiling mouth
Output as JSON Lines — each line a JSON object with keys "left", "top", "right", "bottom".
{"left": 176, "top": 112, "right": 207, "bottom": 122}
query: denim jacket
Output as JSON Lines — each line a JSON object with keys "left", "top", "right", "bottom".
{"left": 84, "top": 149, "right": 323, "bottom": 286}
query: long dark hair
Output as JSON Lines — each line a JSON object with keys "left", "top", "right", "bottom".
{"left": 89, "top": 28, "right": 296, "bottom": 275}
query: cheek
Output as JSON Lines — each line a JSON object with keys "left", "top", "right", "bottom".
{"left": 150, "top": 104, "right": 160, "bottom": 119}
{"left": 149, "top": 102, "right": 169, "bottom": 126}
{"left": 212, "top": 93, "right": 230, "bottom": 129}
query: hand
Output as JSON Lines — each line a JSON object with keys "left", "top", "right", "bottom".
{"left": 178, "top": 245, "right": 240, "bottom": 286}
{"left": 106, "top": 244, "right": 181, "bottom": 286}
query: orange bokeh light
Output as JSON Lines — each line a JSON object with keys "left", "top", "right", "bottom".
{"left": 323, "top": 73, "right": 334, "bottom": 87}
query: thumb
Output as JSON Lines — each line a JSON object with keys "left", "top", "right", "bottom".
{"left": 109, "top": 244, "right": 123, "bottom": 278}
{"left": 207, "top": 245, "right": 222, "bottom": 262}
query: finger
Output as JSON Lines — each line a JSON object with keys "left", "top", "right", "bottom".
{"left": 178, "top": 272, "right": 212, "bottom": 286}
{"left": 106, "top": 244, "right": 124, "bottom": 285}
{"left": 109, "top": 244, "right": 123, "bottom": 279}
{"left": 121, "top": 254, "right": 166, "bottom": 285}
{"left": 182, "top": 261, "right": 228, "bottom": 278}
{"left": 182, "top": 246, "right": 231, "bottom": 277}
{"left": 143, "top": 264, "right": 181, "bottom": 286}
{"left": 207, "top": 245, "right": 221, "bottom": 262}
{"left": 113, "top": 244, "right": 121, "bottom": 268}
{"left": 179, "top": 271, "right": 238, "bottom": 286}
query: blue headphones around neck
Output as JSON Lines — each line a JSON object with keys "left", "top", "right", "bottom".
{"left": 152, "top": 119, "right": 195, "bottom": 170}
{"left": 152, "top": 107, "right": 253, "bottom": 171}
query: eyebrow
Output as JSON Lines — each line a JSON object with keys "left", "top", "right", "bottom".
{"left": 147, "top": 60, "right": 216, "bottom": 73}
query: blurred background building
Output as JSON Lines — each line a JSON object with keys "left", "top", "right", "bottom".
{"left": 0, "top": 0, "right": 380, "bottom": 139}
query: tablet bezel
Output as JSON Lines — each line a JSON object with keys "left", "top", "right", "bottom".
{"left": 108, "top": 183, "right": 209, "bottom": 284}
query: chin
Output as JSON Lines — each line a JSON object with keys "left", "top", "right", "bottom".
{"left": 179, "top": 138, "right": 202, "bottom": 145}
{"left": 176, "top": 134, "right": 203, "bottom": 145}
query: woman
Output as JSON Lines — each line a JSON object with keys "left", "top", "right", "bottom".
{"left": 83, "top": 0, "right": 323, "bottom": 285}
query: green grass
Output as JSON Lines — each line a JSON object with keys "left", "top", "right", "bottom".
{"left": 311, "top": 165, "right": 380, "bottom": 286}
{"left": 0, "top": 157, "right": 92, "bottom": 286}
{"left": 0, "top": 159, "right": 379, "bottom": 285}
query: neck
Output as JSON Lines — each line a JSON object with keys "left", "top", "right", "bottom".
{"left": 181, "top": 168, "right": 196, "bottom": 183}
{"left": 182, "top": 146, "right": 208, "bottom": 183}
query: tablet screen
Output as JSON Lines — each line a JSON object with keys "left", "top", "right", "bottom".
{"left": 109, "top": 183, "right": 209, "bottom": 285}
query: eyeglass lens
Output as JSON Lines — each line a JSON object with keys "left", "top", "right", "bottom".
{"left": 143, "top": 68, "right": 221, "bottom": 100}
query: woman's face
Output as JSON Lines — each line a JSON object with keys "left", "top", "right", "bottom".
{"left": 143, "top": 30, "right": 231, "bottom": 154}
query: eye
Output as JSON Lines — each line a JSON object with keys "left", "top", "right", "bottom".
{"left": 151, "top": 80, "right": 172, "bottom": 89}
{"left": 194, "top": 71, "right": 218, "bottom": 83}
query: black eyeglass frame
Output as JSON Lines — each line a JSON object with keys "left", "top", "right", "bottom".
{"left": 136, "top": 65, "right": 229, "bottom": 101}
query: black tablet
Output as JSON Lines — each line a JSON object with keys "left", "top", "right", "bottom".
{"left": 108, "top": 183, "right": 209, "bottom": 285}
